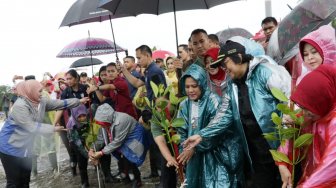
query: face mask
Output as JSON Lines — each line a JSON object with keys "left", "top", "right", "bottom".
{"left": 79, "top": 121, "right": 87, "bottom": 126}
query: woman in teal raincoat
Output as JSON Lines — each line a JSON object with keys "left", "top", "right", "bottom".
{"left": 177, "top": 64, "right": 244, "bottom": 188}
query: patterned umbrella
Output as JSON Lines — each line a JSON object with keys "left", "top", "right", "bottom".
{"left": 268, "top": 0, "right": 336, "bottom": 65}
{"left": 59, "top": 0, "right": 129, "bottom": 60}
{"left": 216, "top": 28, "right": 253, "bottom": 45}
{"left": 56, "top": 37, "right": 125, "bottom": 58}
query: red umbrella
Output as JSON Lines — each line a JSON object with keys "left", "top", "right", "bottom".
{"left": 152, "top": 50, "right": 175, "bottom": 60}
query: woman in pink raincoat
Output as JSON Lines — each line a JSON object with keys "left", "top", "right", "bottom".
{"left": 279, "top": 64, "right": 336, "bottom": 188}
{"left": 296, "top": 25, "right": 336, "bottom": 85}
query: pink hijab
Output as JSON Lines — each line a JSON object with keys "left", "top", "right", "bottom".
{"left": 16, "top": 80, "right": 43, "bottom": 107}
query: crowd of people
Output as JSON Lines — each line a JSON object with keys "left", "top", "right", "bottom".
{"left": 0, "top": 16, "right": 336, "bottom": 188}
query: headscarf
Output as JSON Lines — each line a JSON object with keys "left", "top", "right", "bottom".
{"left": 180, "top": 64, "right": 208, "bottom": 97}
{"left": 291, "top": 64, "right": 336, "bottom": 118}
{"left": 16, "top": 80, "right": 43, "bottom": 107}
{"left": 204, "top": 47, "right": 226, "bottom": 81}
{"left": 66, "top": 104, "right": 87, "bottom": 129}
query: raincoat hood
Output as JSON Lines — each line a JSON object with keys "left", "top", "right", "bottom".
{"left": 291, "top": 64, "right": 336, "bottom": 118}
{"left": 180, "top": 64, "right": 208, "bottom": 97}
{"left": 66, "top": 104, "right": 87, "bottom": 129}
{"left": 94, "top": 103, "right": 115, "bottom": 124}
{"left": 229, "top": 36, "right": 265, "bottom": 57}
{"left": 299, "top": 25, "right": 336, "bottom": 70}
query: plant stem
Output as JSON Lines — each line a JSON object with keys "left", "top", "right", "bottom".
{"left": 291, "top": 124, "right": 298, "bottom": 185}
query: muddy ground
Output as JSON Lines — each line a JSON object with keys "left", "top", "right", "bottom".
{"left": 0, "top": 118, "right": 160, "bottom": 188}
{"left": 0, "top": 141, "right": 160, "bottom": 188}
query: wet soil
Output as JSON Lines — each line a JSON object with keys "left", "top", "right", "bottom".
{"left": 0, "top": 124, "right": 160, "bottom": 188}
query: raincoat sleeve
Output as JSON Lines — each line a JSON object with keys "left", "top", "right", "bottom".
{"left": 102, "top": 116, "right": 135, "bottom": 154}
{"left": 68, "top": 129, "right": 88, "bottom": 159}
{"left": 177, "top": 100, "right": 189, "bottom": 154}
{"left": 196, "top": 94, "right": 222, "bottom": 152}
{"left": 199, "top": 91, "right": 234, "bottom": 139}
{"left": 299, "top": 120, "right": 336, "bottom": 187}
{"left": 45, "top": 98, "right": 81, "bottom": 111}
{"left": 11, "top": 100, "right": 54, "bottom": 134}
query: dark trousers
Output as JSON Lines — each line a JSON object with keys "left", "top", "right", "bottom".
{"left": 159, "top": 155, "right": 177, "bottom": 188}
{"left": 148, "top": 135, "right": 161, "bottom": 176}
{"left": 246, "top": 162, "right": 281, "bottom": 188}
{"left": 116, "top": 154, "right": 141, "bottom": 181}
{"left": 72, "top": 144, "right": 89, "bottom": 185}
{"left": 0, "top": 152, "right": 32, "bottom": 188}
{"left": 121, "top": 156, "right": 141, "bottom": 180}
{"left": 100, "top": 154, "right": 112, "bottom": 177}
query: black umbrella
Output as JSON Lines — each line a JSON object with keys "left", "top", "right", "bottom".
{"left": 70, "top": 57, "right": 103, "bottom": 68}
{"left": 99, "top": 0, "right": 239, "bottom": 99}
{"left": 99, "top": 0, "right": 239, "bottom": 55}
{"left": 59, "top": 0, "right": 127, "bottom": 60}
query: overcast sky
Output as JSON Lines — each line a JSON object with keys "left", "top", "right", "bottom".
{"left": 0, "top": 0, "right": 298, "bottom": 85}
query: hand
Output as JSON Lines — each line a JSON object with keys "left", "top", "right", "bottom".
{"left": 166, "top": 156, "right": 179, "bottom": 169}
{"left": 116, "top": 60, "right": 126, "bottom": 72}
{"left": 88, "top": 149, "right": 95, "bottom": 160}
{"left": 177, "top": 148, "right": 194, "bottom": 165}
{"left": 183, "top": 134, "right": 202, "bottom": 151}
{"left": 278, "top": 165, "right": 292, "bottom": 188}
{"left": 86, "top": 84, "right": 98, "bottom": 94}
{"left": 91, "top": 151, "right": 103, "bottom": 160}
{"left": 79, "top": 97, "right": 90, "bottom": 104}
{"left": 282, "top": 114, "right": 294, "bottom": 126}
{"left": 54, "top": 126, "right": 67, "bottom": 132}
{"left": 173, "top": 59, "right": 183, "bottom": 69}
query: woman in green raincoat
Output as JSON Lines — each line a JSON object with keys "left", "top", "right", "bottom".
{"left": 177, "top": 64, "right": 244, "bottom": 188}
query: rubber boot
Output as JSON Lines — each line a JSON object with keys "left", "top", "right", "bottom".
{"left": 70, "top": 162, "right": 77, "bottom": 176}
{"left": 80, "top": 169, "right": 89, "bottom": 188}
{"left": 48, "top": 152, "right": 58, "bottom": 170}
{"left": 31, "top": 155, "right": 38, "bottom": 178}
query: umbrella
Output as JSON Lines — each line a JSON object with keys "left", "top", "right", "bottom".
{"left": 57, "top": 36, "right": 125, "bottom": 75}
{"left": 99, "top": 0, "right": 239, "bottom": 101}
{"left": 57, "top": 37, "right": 125, "bottom": 58}
{"left": 59, "top": 0, "right": 128, "bottom": 60}
{"left": 268, "top": 0, "right": 336, "bottom": 65}
{"left": 99, "top": 0, "right": 239, "bottom": 54}
{"left": 152, "top": 50, "right": 175, "bottom": 60}
{"left": 216, "top": 27, "right": 253, "bottom": 45}
{"left": 70, "top": 57, "right": 103, "bottom": 68}
{"left": 60, "top": 0, "right": 111, "bottom": 27}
